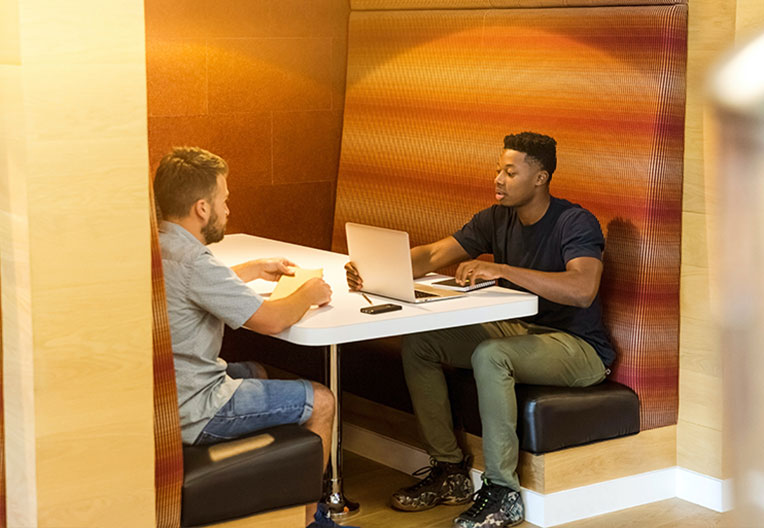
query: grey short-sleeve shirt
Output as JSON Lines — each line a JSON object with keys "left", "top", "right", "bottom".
{"left": 158, "top": 222, "right": 263, "bottom": 443}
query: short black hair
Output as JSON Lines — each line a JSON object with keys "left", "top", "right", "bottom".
{"left": 503, "top": 132, "right": 557, "bottom": 180}
{"left": 153, "top": 147, "right": 228, "bottom": 219}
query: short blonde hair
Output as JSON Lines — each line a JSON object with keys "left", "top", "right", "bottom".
{"left": 153, "top": 147, "right": 228, "bottom": 219}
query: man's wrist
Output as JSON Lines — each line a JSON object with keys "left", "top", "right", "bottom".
{"left": 499, "top": 263, "right": 512, "bottom": 281}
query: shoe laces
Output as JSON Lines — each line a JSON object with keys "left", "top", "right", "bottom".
{"left": 461, "top": 478, "right": 503, "bottom": 520}
{"left": 407, "top": 458, "right": 443, "bottom": 490}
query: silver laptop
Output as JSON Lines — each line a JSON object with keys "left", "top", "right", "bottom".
{"left": 345, "top": 222, "right": 464, "bottom": 304}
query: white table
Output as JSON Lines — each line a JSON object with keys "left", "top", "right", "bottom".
{"left": 209, "top": 234, "right": 538, "bottom": 518}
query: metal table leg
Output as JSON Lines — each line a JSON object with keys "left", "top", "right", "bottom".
{"left": 322, "top": 343, "right": 360, "bottom": 519}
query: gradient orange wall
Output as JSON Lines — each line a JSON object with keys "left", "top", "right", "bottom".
{"left": 145, "top": 0, "right": 349, "bottom": 249}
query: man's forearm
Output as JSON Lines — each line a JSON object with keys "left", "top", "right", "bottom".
{"left": 497, "top": 265, "right": 599, "bottom": 308}
{"left": 411, "top": 237, "right": 470, "bottom": 278}
{"left": 231, "top": 261, "right": 260, "bottom": 283}
{"left": 243, "top": 292, "right": 310, "bottom": 335}
{"left": 411, "top": 246, "right": 434, "bottom": 278}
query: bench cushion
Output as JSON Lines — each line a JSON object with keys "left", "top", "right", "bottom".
{"left": 341, "top": 337, "right": 639, "bottom": 453}
{"left": 221, "top": 330, "right": 640, "bottom": 454}
{"left": 181, "top": 424, "right": 323, "bottom": 527}
{"left": 515, "top": 382, "right": 640, "bottom": 453}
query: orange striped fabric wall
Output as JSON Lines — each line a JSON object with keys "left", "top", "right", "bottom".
{"left": 351, "top": 0, "right": 680, "bottom": 8}
{"left": 150, "top": 182, "right": 184, "bottom": 528}
{"left": 333, "top": 5, "right": 687, "bottom": 429}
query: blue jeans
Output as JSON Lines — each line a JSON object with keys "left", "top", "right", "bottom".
{"left": 194, "top": 361, "right": 315, "bottom": 446}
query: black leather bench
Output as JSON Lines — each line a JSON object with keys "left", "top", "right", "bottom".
{"left": 221, "top": 330, "right": 640, "bottom": 456}
{"left": 181, "top": 424, "right": 323, "bottom": 527}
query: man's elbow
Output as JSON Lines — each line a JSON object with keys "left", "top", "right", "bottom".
{"left": 261, "top": 321, "right": 288, "bottom": 335}
{"left": 243, "top": 313, "right": 288, "bottom": 336}
{"left": 574, "top": 288, "right": 598, "bottom": 309}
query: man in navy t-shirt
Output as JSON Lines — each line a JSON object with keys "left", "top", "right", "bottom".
{"left": 346, "top": 132, "right": 615, "bottom": 528}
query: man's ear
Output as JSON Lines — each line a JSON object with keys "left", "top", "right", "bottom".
{"left": 192, "top": 198, "right": 210, "bottom": 221}
{"left": 536, "top": 170, "right": 550, "bottom": 186}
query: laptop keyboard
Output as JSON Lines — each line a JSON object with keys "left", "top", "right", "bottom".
{"left": 414, "top": 289, "right": 438, "bottom": 299}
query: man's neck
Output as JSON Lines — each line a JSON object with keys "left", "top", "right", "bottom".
{"left": 165, "top": 217, "right": 206, "bottom": 245}
{"left": 516, "top": 192, "right": 551, "bottom": 226}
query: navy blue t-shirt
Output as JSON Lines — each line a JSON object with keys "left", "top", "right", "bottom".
{"left": 452, "top": 197, "right": 615, "bottom": 367}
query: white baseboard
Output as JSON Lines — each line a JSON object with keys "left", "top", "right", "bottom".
{"left": 343, "top": 423, "right": 733, "bottom": 527}
{"left": 676, "top": 467, "right": 734, "bottom": 512}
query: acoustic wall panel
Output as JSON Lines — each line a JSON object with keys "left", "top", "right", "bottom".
{"left": 334, "top": 5, "right": 687, "bottom": 429}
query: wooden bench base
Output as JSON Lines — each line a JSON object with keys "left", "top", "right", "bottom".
{"left": 195, "top": 504, "right": 309, "bottom": 528}
{"left": 343, "top": 392, "right": 676, "bottom": 494}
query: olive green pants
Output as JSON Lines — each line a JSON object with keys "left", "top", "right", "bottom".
{"left": 401, "top": 320, "right": 606, "bottom": 491}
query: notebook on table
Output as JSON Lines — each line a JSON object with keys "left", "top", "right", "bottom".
{"left": 345, "top": 222, "right": 464, "bottom": 304}
{"left": 430, "top": 277, "right": 496, "bottom": 292}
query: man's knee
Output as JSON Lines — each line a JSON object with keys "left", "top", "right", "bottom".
{"left": 309, "top": 382, "right": 335, "bottom": 423}
{"left": 250, "top": 361, "right": 268, "bottom": 379}
{"left": 402, "top": 333, "right": 439, "bottom": 366}
{"left": 471, "top": 339, "right": 513, "bottom": 376}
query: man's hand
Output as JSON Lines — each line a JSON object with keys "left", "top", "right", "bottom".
{"left": 255, "top": 257, "right": 296, "bottom": 282}
{"left": 244, "top": 276, "right": 332, "bottom": 335}
{"left": 232, "top": 257, "right": 295, "bottom": 283}
{"left": 297, "top": 277, "right": 332, "bottom": 307}
{"left": 344, "top": 262, "right": 363, "bottom": 291}
{"left": 455, "top": 260, "right": 505, "bottom": 285}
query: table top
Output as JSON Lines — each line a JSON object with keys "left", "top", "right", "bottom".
{"left": 208, "top": 234, "right": 538, "bottom": 346}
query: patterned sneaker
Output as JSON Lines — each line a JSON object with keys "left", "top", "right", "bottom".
{"left": 453, "top": 477, "right": 524, "bottom": 528}
{"left": 391, "top": 456, "right": 474, "bottom": 511}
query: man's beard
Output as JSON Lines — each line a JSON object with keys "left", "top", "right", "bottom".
{"left": 202, "top": 209, "right": 225, "bottom": 244}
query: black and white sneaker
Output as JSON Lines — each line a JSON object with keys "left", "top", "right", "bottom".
{"left": 391, "top": 456, "right": 474, "bottom": 512}
{"left": 453, "top": 477, "right": 524, "bottom": 528}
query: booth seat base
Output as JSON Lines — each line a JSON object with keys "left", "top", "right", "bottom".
{"left": 182, "top": 424, "right": 323, "bottom": 528}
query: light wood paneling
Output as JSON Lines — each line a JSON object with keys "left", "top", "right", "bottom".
{"left": 1, "top": 21, "right": 39, "bottom": 526}
{"left": 680, "top": 0, "right": 764, "bottom": 483}
{"left": 735, "top": 0, "right": 764, "bottom": 38}
{"left": 681, "top": 211, "right": 713, "bottom": 269}
{"left": 541, "top": 426, "right": 676, "bottom": 494}
{"left": 677, "top": 420, "right": 725, "bottom": 478}
{"left": 206, "top": 504, "right": 308, "bottom": 528}
{"left": 0, "top": 1, "right": 154, "bottom": 526}
{"left": 343, "top": 394, "right": 676, "bottom": 494}
{"left": 679, "top": 314, "right": 722, "bottom": 379}
{"left": 678, "top": 369, "right": 724, "bottom": 430}
{"left": 0, "top": 0, "right": 20, "bottom": 65}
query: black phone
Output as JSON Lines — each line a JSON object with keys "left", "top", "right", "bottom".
{"left": 360, "top": 303, "right": 402, "bottom": 315}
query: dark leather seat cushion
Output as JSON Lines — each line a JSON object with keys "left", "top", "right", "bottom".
{"left": 181, "top": 424, "right": 323, "bottom": 527}
{"left": 221, "top": 329, "right": 640, "bottom": 455}
{"left": 515, "top": 381, "right": 640, "bottom": 453}
{"left": 341, "top": 338, "right": 640, "bottom": 454}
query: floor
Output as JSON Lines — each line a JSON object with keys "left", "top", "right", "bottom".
{"left": 339, "top": 452, "right": 735, "bottom": 528}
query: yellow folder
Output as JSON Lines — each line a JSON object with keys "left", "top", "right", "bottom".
{"left": 268, "top": 268, "right": 323, "bottom": 300}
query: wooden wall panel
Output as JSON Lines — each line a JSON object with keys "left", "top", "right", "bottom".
{"left": 344, "top": 393, "right": 676, "bottom": 494}
{"left": 679, "top": 0, "right": 764, "bottom": 480}
{"left": 145, "top": 0, "right": 350, "bottom": 250}
{"left": 0, "top": 1, "right": 154, "bottom": 526}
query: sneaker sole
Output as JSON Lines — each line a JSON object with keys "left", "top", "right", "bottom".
{"left": 454, "top": 516, "right": 524, "bottom": 528}
{"left": 391, "top": 495, "right": 472, "bottom": 512}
